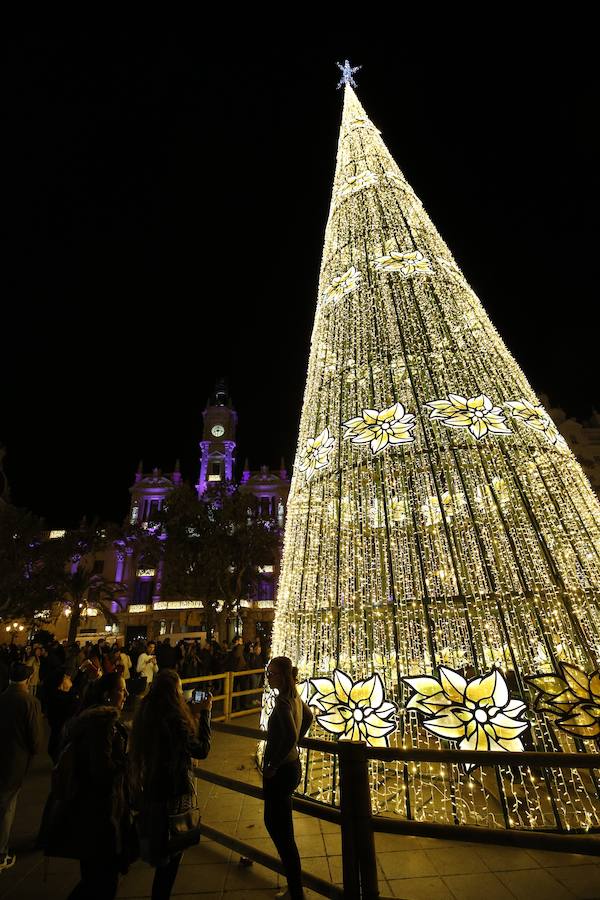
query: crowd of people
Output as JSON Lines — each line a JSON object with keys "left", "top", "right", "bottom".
{"left": 0, "top": 633, "right": 268, "bottom": 709}
{"left": 0, "top": 635, "right": 314, "bottom": 899}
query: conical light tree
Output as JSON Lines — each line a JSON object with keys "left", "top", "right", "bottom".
{"left": 269, "top": 72, "right": 600, "bottom": 831}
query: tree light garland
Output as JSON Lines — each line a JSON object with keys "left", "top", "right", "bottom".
{"left": 267, "top": 79, "right": 600, "bottom": 831}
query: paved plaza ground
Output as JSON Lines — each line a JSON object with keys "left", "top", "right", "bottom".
{"left": 0, "top": 714, "right": 599, "bottom": 899}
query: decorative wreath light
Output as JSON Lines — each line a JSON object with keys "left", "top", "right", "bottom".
{"left": 404, "top": 667, "right": 530, "bottom": 771}
{"left": 310, "top": 669, "right": 397, "bottom": 747}
{"left": 527, "top": 662, "right": 600, "bottom": 739}
{"left": 425, "top": 394, "right": 511, "bottom": 441}
{"left": 343, "top": 402, "right": 416, "bottom": 455}
{"left": 297, "top": 428, "right": 335, "bottom": 483}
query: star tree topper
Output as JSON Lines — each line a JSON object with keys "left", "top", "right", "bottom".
{"left": 337, "top": 59, "right": 361, "bottom": 89}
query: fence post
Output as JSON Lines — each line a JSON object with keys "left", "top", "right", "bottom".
{"left": 337, "top": 741, "right": 379, "bottom": 899}
{"left": 224, "top": 671, "right": 233, "bottom": 721}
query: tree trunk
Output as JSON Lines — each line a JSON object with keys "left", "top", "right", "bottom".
{"left": 216, "top": 609, "right": 229, "bottom": 644}
{"left": 67, "top": 605, "right": 81, "bottom": 643}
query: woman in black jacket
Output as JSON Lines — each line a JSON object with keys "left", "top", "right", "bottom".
{"left": 44, "top": 671, "right": 130, "bottom": 900}
{"left": 129, "top": 668, "right": 211, "bottom": 900}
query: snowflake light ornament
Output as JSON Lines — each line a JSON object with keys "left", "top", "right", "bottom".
{"left": 298, "top": 427, "right": 335, "bottom": 482}
{"left": 310, "top": 670, "right": 397, "bottom": 747}
{"left": 404, "top": 667, "right": 530, "bottom": 771}
{"left": 425, "top": 393, "right": 511, "bottom": 440}
{"left": 337, "top": 59, "right": 361, "bottom": 89}
{"left": 343, "top": 402, "right": 416, "bottom": 455}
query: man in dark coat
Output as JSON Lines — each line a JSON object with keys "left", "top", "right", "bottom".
{"left": 156, "top": 637, "right": 177, "bottom": 670}
{"left": 0, "top": 662, "right": 44, "bottom": 871}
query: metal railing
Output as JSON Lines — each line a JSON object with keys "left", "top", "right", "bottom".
{"left": 193, "top": 720, "right": 600, "bottom": 900}
{"left": 181, "top": 667, "right": 264, "bottom": 722}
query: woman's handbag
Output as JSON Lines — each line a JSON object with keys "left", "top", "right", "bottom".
{"left": 136, "top": 783, "right": 201, "bottom": 864}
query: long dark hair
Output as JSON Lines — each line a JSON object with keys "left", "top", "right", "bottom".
{"left": 129, "top": 668, "right": 196, "bottom": 792}
{"left": 269, "top": 656, "right": 299, "bottom": 699}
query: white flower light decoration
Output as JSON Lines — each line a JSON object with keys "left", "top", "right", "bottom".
{"left": 259, "top": 687, "right": 277, "bottom": 731}
{"left": 506, "top": 399, "right": 568, "bottom": 449}
{"left": 374, "top": 249, "right": 433, "bottom": 278}
{"left": 336, "top": 170, "right": 378, "bottom": 199}
{"left": 347, "top": 116, "right": 380, "bottom": 133}
{"left": 403, "top": 667, "right": 530, "bottom": 771}
{"left": 426, "top": 393, "right": 511, "bottom": 440}
{"left": 343, "top": 402, "right": 416, "bottom": 455}
{"left": 298, "top": 427, "right": 335, "bottom": 482}
{"left": 421, "top": 490, "right": 461, "bottom": 528}
{"left": 322, "top": 266, "right": 362, "bottom": 306}
{"left": 310, "top": 669, "right": 397, "bottom": 747}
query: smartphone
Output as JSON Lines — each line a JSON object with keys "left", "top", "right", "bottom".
{"left": 192, "top": 689, "right": 208, "bottom": 703}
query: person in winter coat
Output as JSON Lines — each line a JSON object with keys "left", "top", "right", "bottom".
{"left": 45, "top": 668, "right": 78, "bottom": 763}
{"left": 263, "top": 656, "right": 313, "bottom": 900}
{"left": 0, "top": 662, "right": 44, "bottom": 872}
{"left": 43, "top": 671, "right": 130, "bottom": 900}
{"left": 129, "top": 668, "right": 211, "bottom": 900}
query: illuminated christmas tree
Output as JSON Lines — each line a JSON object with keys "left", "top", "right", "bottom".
{"left": 269, "top": 64, "right": 600, "bottom": 831}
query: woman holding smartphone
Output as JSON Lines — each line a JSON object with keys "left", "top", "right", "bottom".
{"left": 130, "top": 669, "right": 211, "bottom": 900}
{"left": 263, "top": 656, "right": 313, "bottom": 900}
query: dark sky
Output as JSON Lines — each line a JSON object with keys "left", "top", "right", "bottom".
{"left": 3, "top": 30, "right": 599, "bottom": 527}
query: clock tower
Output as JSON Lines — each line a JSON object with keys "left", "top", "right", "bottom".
{"left": 196, "top": 379, "right": 238, "bottom": 496}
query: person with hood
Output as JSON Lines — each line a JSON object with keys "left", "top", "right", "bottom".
{"left": 44, "top": 671, "right": 130, "bottom": 900}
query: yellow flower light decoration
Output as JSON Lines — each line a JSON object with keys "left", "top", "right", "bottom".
{"left": 342, "top": 402, "right": 416, "bottom": 455}
{"left": 506, "top": 399, "right": 568, "bottom": 449}
{"left": 322, "top": 266, "right": 362, "bottom": 306}
{"left": 310, "top": 669, "right": 398, "bottom": 747}
{"left": 421, "top": 490, "right": 465, "bottom": 527}
{"left": 527, "top": 662, "right": 600, "bottom": 739}
{"left": 347, "top": 117, "right": 381, "bottom": 133}
{"left": 298, "top": 427, "right": 335, "bottom": 483}
{"left": 426, "top": 393, "right": 512, "bottom": 440}
{"left": 374, "top": 248, "right": 434, "bottom": 278}
{"left": 336, "top": 170, "right": 379, "bottom": 199}
{"left": 403, "top": 667, "right": 530, "bottom": 770}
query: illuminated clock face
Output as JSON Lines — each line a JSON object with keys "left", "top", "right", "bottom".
{"left": 211, "top": 424, "right": 225, "bottom": 437}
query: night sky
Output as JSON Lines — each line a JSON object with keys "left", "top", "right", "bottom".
{"left": 3, "top": 30, "right": 599, "bottom": 527}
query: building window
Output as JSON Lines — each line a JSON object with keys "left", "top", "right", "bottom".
{"left": 258, "top": 579, "right": 274, "bottom": 601}
{"left": 148, "top": 499, "right": 161, "bottom": 519}
{"left": 134, "top": 579, "right": 154, "bottom": 605}
{"left": 92, "top": 560, "right": 105, "bottom": 575}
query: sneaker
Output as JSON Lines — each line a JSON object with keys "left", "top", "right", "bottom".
{"left": 0, "top": 853, "right": 16, "bottom": 873}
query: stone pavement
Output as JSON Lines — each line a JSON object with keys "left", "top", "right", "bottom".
{"left": 0, "top": 714, "right": 599, "bottom": 899}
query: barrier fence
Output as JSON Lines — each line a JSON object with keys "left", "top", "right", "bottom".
{"left": 190, "top": 717, "right": 600, "bottom": 900}
{"left": 181, "top": 667, "right": 265, "bottom": 722}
